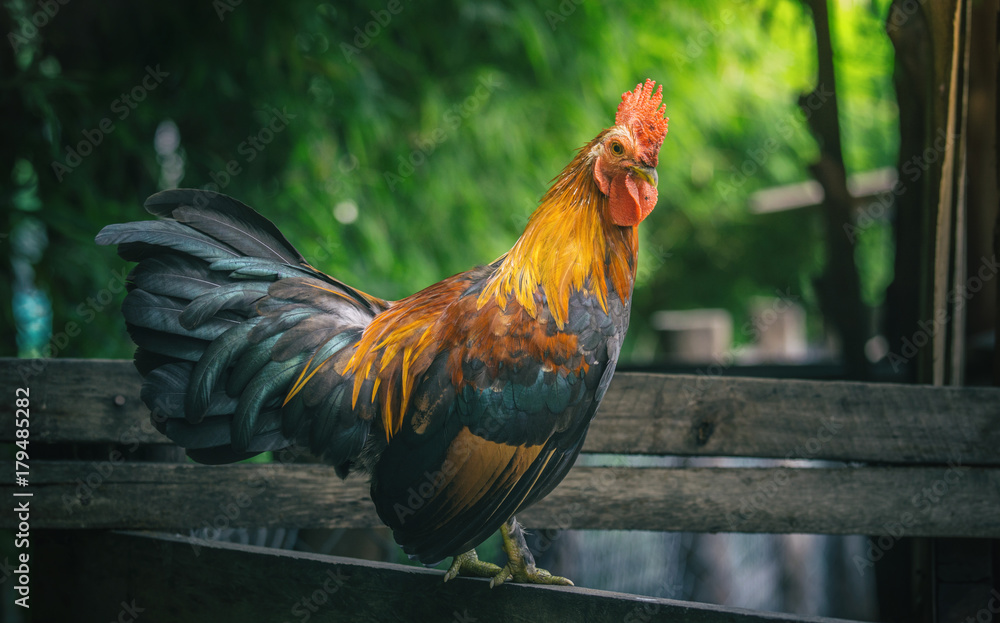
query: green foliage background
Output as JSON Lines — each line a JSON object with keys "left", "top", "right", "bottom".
{"left": 1, "top": 0, "right": 897, "bottom": 361}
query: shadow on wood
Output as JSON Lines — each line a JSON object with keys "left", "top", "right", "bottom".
{"left": 35, "top": 531, "right": 864, "bottom": 623}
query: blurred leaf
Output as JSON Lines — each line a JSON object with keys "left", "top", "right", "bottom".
{"left": 1, "top": 0, "right": 897, "bottom": 361}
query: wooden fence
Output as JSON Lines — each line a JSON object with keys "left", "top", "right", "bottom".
{"left": 2, "top": 358, "right": 998, "bottom": 622}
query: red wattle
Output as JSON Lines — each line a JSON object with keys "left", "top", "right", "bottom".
{"left": 609, "top": 173, "right": 657, "bottom": 226}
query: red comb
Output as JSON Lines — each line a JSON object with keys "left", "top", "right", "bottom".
{"left": 616, "top": 79, "right": 669, "bottom": 154}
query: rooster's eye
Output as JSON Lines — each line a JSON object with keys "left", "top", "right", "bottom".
{"left": 610, "top": 141, "right": 624, "bottom": 156}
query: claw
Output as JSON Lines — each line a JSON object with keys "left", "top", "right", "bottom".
{"left": 489, "top": 564, "right": 514, "bottom": 588}
{"left": 444, "top": 549, "right": 503, "bottom": 582}
{"left": 495, "top": 517, "right": 574, "bottom": 587}
{"left": 443, "top": 517, "right": 574, "bottom": 587}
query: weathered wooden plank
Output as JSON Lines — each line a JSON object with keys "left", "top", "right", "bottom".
{"left": 0, "top": 359, "right": 154, "bottom": 447}
{"left": 3, "top": 358, "right": 999, "bottom": 465}
{"left": 6, "top": 461, "right": 999, "bottom": 537}
{"left": 33, "top": 530, "right": 864, "bottom": 623}
{"left": 594, "top": 372, "right": 1000, "bottom": 464}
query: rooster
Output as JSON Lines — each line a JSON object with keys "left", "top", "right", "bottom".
{"left": 96, "top": 79, "right": 668, "bottom": 586}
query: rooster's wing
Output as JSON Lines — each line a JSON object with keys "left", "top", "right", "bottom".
{"left": 368, "top": 280, "right": 629, "bottom": 564}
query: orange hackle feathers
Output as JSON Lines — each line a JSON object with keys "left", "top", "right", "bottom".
{"left": 343, "top": 275, "right": 471, "bottom": 441}
{"left": 476, "top": 140, "right": 637, "bottom": 329}
{"left": 342, "top": 80, "right": 666, "bottom": 443}
{"left": 615, "top": 79, "right": 669, "bottom": 165}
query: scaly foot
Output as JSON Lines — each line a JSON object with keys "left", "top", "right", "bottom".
{"left": 490, "top": 517, "right": 573, "bottom": 588}
{"left": 443, "top": 549, "right": 506, "bottom": 582}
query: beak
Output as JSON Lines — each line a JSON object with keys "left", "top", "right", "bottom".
{"left": 631, "top": 165, "right": 658, "bottom": 188}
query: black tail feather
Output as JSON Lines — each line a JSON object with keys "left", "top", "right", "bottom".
{"left": 95, "top": 220, "right": 240, "bottom": 263}
{"left": 99, "top": 190, "right": 384, "bottom": 468}
{"left": 144, "top": 190, "right": 305, "bottom": 265}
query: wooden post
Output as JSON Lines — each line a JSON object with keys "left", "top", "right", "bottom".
{"left": 798, "top": 0, "right": 870, "bottom": 381}
{"left": 889, "top": 0, "right": 1000, "bottom": 620}
{"left": 884, "top": 0, "right": 980, "bottom": 620}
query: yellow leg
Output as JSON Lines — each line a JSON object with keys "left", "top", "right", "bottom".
{"left": 490, "top": 517, "right": 573, "bottom": 588}
{"left": 443, "top": 549, "right": 505, "bottom": 582}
